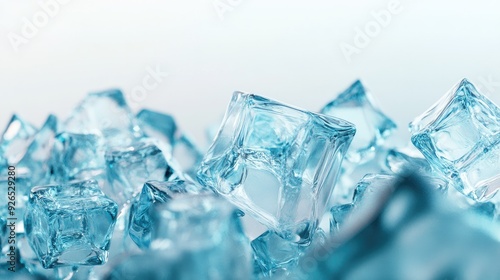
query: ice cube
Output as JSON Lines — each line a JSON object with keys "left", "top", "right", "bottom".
{"left": 18, "top": 114, "right": 59, "bottom": 185}
{"left": 118, "top": 194, "right": 252, "bottom": 279}
{"left": 24, "top": 180, "right": 118, "bottom": 268}
{"left": 251, "top": 230, "right": 300, "bottom": 278}
{"left": 51, "top": 132, "right": 106, "bottom": 183}
{"left": 137, "top": 109, "right": 203, "bottom": 178}
{"left": 198, "top": 92, "right": 355, "bottom": 243}
{"left": 64, "top": 89, "right": 143, "bottom": 146}
{"left": 321, "top": 80, "right": 396, "bottom": 164}
{"left": 410, "top": 79, "right": 500, "bottom": 201}
{"left": 105, "top": 139, "right": 181, "bottom": 205}
{"left": 0, "top": 114, "right": 37, "bottom": 165}
{"left": 129, "top": 180, "right": 205, "bottom": 249}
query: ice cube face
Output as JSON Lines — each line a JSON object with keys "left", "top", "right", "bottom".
{"left": 51, "top": 132, "right": 106, "bottom": 182}
{"left": 18, "top": 115, "right": 59, "bottom": 185}
{"left": 145, "top": 194, "right": 252, "bottom": 279}
{"left": 64, "top": 89, "right": 143, "bottom": 146}
{"left": 197, "top": 92, "right": 356, "bottom": 243}
{"left": 24, "top": 180, "right": 118, "bottom": 268}
{"left": 410, "top": 79, "right": 500, "bottom": 201}
{"left": 321, "top": 80, "right": 396, "bottom": 164}
{"left": 137, "top": 109, "right": 203, "bottom": 178}
{"left": 105, "top": 139, "right": 180, "bottom": 205}
{"left": 0, "top": 114, "right": 37, "bottom": 165}
{"left": 129, "top": 180, "right": 205, "bottom": 249}
{"left": 251, "top": 230, "right": 300, "bottom": 277}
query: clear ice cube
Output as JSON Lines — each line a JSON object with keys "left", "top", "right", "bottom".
{"left": 138, "top": 194, "right": 252, "bottom": 279}
{"left": 64, "top": 89, "right": 143, "bottom": 146}
{"left": 328, "top": 174, "right": 397, "bottom": 234}
{"left": 105, "top": 139, "right": 181, "bottom": 205}
{"left": 0, "top": 114, "right": 37, "bottom": 165}
{"left": 137, "top": 109, "right": 203, "bottom": 178}
{"left": 24, "top": 180, "right": 118, "bottom": 268}
{"left": 251, "top": 230, "right": 300, "bottom": 277}
{"left": 410, "top": 79, "right": 500, "bottom": 201}
{"left": 329, "top": 204, "right": 355, "bottom": 235}
{"left": 129, "top": 179, "right": 205, "bottom": 249}
{"left": 197, "top": 92, "right": 355, "bottom": 243}
{"left": 321, "top": 80, "right": 396, "bottom": 164}
{"left": 18, "top": 114, "right": 59, "bottom": 185}
{"left": 51, "top": 132, "right": 106, "bottom": 183}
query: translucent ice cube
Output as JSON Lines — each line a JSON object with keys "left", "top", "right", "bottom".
{"left": 410, "top": 79, "right": 500, "bottom": 201}
{"left": 64, "top": 89, "right": 143, "bottom": 146}
{"left": 129, "top": 180, "right": 205, "bottom": 249}
{"left": 137, "top": 109, "right": 203, "bottom": 178}
{"left": 321, "top": 80, "right": 396, "bottom": 164}
{"left": 251, "top": 230, "right": 300, "bottom": 277}
{"left": 0, "top": 114, "right": 37, "bottom": 165}
{"left": 117, "top": 194, "right": 252, "bottom": 280}
{"left": 198, "top": 92, "right": 355, "bottom": 243}
{"left": 105, "top": 139, "right": 181, "bottom": 205}
{"left": 24, "top": 180, "right": 118, "bottom": 268}
{"left": 51, "top": 132, "right": 106, "bottom": 183}
{"left": 18, "top": 114, "right": 59, "bottom": 185}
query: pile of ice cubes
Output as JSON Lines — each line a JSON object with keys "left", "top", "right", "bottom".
{"left": 1, "top": 78, "right": 500, "bottom": 279}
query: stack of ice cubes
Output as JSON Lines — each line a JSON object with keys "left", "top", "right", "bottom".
{"left": 1, "top": 78, "right": 500, "bottom": 279}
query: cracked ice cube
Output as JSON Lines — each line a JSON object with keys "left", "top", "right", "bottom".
{"left": 51, "top": 132, "right": 106, "bottom": 183}
{"left": 137, "top": 109, "right": 203, "bottom": 178}
{"left": 105, "top": 139, "right": 181, "bottom": 205}
{"left": 197, "top": 92, "right": 355, "bottom": 243}
{"left": 0, "top": 114, "right": 37, "bottom": 165}
{"left": 410, "top": 79, "right": 500, "bottom": 201}
{"left": 64, "top": 89, "right": 143, "bottom": 146}
{"left": 24, "top": 180, "right": 118, "bottom": 268}
{"left": 129, "top": 179, "right": 205, "bottom": 249}
{"left": 321, "top": 80, "right": 396, "bottom": 164}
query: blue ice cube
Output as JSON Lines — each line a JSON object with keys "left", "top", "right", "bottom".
{"left": 198, "top": 92, "right": 355, "bottom": 243}
{"left": 252, "top": 228, "right": 327, "bottom": 279}
{"left": 24, "top": 180, "right": 118, "bottom": 268}
{"left": 386, "top": 148, "right": 432, "bottom": 174}
{"left": 129, "top": 179, "right": 205, "bottom": 249}
{"left": 64, "top": 89, "right": 143, "bottom": 146}
{"left": 105, "top": 139, "right": 181, "bottom": 205}
{"left": 137, "top": 109, "right": 203, "bottom": 178}
{"left": 321, "top": 80, "right": 396, "bottom": 164}
{"left": 410, "top": 79, "right": 500, "bottom": 201}
{"left": 329, "top": 204, "right": 355, "bottom": 235}
{"left": 139, "top": 194, "right": 252, "bottom": 279}
{"left": 328, "top": 174, "right": 397, "bottom": 234}
{"left": 18, "top": 115, "right": 59, "bottom": 185}
{"left": 51, "top": 132, "right": 106, "bottom": 183}
{"left": 0, "top": 114, "right": 37, "bottom": 165}
{"left": 386, "top": 148, "right": 449, "bottom": 192}
{"left": 251, "top": 230, "right": 300, "bottom": 278}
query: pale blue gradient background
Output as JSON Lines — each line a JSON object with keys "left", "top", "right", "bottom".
{"left": 0, "top": 0, "right": 499, "bottom": 144}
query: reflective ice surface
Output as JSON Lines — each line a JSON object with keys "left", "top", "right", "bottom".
{"left": 129, "top": 180, "right": 205, "bottom": 249}
{"left": 105, "top": 139, "right": 181, "bottom": 205}
{"left": 198, "top": 92, "right": 355, "bottom": 243}
{"left": 24, "top": 180, "right": 118, "bottom": 268}
{"left": 321, "top": 80, "right": 396, "bottom": 164}
{"left": 0, "top": 114, "right": 37, "bottom": 165}
{"left": 410, "top": 79, "right": 500, "bottom": 201}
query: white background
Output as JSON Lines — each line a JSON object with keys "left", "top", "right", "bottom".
{"left": 0, "top": 0, "right": 499, "bottom": 146}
